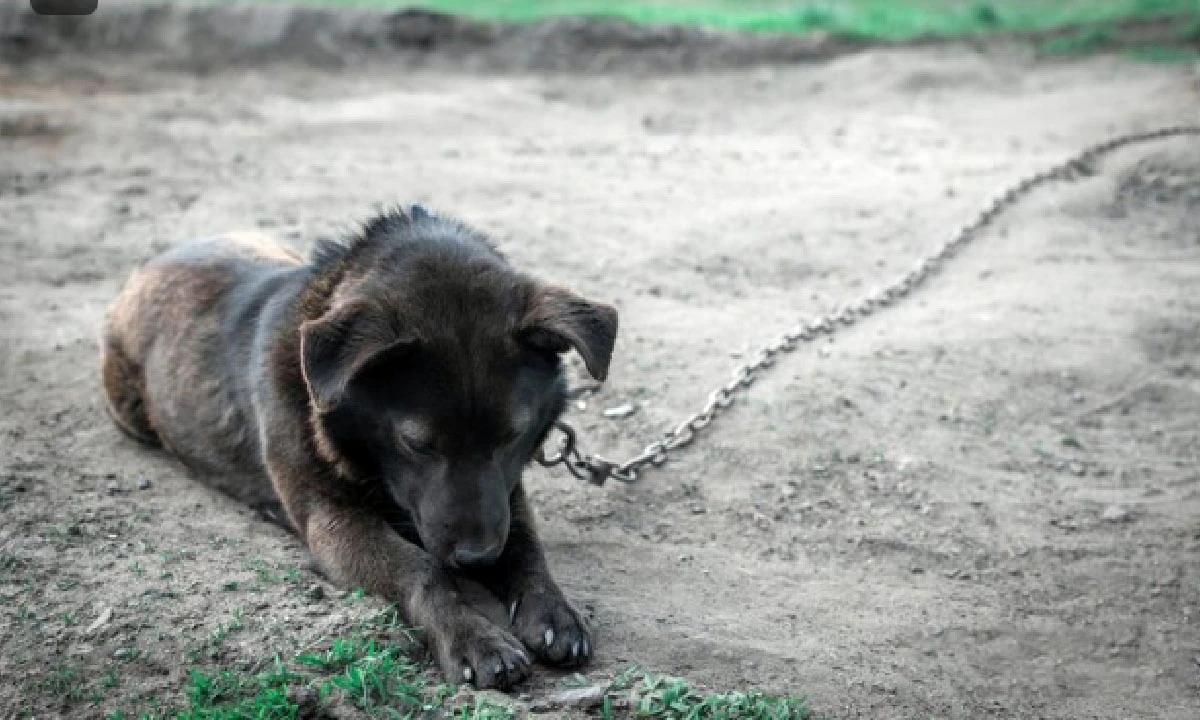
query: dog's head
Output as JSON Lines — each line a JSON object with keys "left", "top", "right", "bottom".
{"left": 298, "top": 208, "right": 617, "bottom": 569}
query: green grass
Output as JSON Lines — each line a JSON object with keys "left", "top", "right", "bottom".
{"left": 619, "top": 670, "right": 810, "bottom": 720}
{"left": 113, "top": 608, "right": 505, "bottom": 720}
{"left": 182, "top": 0, "right": 1200, "bottom": 41}
{"left": 106, "top": 606, "right": 810, "bottom": 720}
{"left": 1040, "top": 24, "right": 1120, "bottom": 54}
{"left": 1128, "top": 43, "right": 1200, "bottom": 59}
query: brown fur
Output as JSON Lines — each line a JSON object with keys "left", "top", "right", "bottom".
{"left": 100, "top": 214, "right": 617, "bottom": 689}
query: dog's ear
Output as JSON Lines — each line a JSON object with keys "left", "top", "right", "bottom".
{"left": 522, "top": 286, "right": 619, "bottom": 382}
{"left": 300, "top": 301, "right": 413, "bottom": 412}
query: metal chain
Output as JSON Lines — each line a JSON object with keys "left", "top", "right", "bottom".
{"left": 536, "top": 125, "right": 1200, "bottom": 486}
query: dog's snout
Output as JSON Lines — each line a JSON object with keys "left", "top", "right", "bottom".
{"left": 452, "top": 540, "right": 503, "bottom": 568}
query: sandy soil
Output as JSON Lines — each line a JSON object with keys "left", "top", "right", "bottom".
{"left": 2, "top": 28, "right": 1200, "bottom": 720}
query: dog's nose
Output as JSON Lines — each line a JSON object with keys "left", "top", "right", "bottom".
{"left": 452, "top": 540, "right": 503, "bottom": 568}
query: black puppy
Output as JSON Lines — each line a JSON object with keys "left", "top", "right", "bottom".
{"left": 101, "top": 206, "right": 618, "bottom": 688}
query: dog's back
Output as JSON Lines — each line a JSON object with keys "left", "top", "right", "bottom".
{"left": 101, "top": 232, "right": 305, "bottom": 504}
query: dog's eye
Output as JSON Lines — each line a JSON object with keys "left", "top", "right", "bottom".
{"left": 396, "top": 418, "right": 434, "bottom": 454}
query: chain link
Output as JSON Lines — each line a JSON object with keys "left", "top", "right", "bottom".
{"left": 536, "top": 126, "right": 1200, "bottom": 486}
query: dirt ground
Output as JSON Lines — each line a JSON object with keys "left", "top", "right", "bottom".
{"left": 3, "top": 18, "right": 1200, "bottom": 720}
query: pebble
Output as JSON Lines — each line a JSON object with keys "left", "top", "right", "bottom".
{"left": 86, "top": 607, "right": 113, "bottom": 635}
{"left": 136, "top": 475, "right": 151, "bottom": 490}
{"left": 305, "top": 584, "right": 326, "bottom": 601}
{"left": 603, "top": 403, "right": 635, "bottom": 419}
{"left": 1101, "top": 505, "right": 1132, "bottom": 523}
{"left": 531, "top": 685, "right": 607, "bottom": 712}
{"left": 105, "top": 481, "right": 120, "bottom": 495}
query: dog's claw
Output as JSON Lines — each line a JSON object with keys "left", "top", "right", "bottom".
{"left": 512, "top": 593, "right": 592, "bottom": 669}
{"left": 463, "top": 666, "right": 473, "bottom": 683}
{"left": 509, "top": 600, "right": 519, "bottom": 625}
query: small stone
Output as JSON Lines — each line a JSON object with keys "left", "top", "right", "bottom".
{"left": 540, "top": 685, "right": 607, "bottom": 711}
{"left": 690, "top": 504, "right": 707, "bottom": 515}
{"left": 305, "top": 584, "right": 326, "bottom": 601}
{"left": 1101, "top": 505, "right": 1132, "bottom": 523}
{"left": 105, "top": 482, "right": 121, "bottom": 495}
{"left": 1069, "top": 461, "right": 1087, "bottom": 476}
{"left": 136, "top": 475, "right": 151, "bottom": 490}
{"left": 603, "top": 404, "right": 635, "bottom": 419}
{"left": 86, "top": 607, "right": 113, "bottom": 635}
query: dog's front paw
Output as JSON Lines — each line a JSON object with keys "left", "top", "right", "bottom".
{"left": 509, "top": 588, "right": 591, "bottom": 668}
{"left": 434, "top": 611, "right": 532, "bottom": 690}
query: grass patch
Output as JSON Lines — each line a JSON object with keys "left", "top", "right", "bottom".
{"left": 32, "top": 662, "right": 128, "bottom": 710}
{"left": 176, "top": 664, "right": 299, "bottom": 719}
{"left": 617, "top": 670, "right": 811, "bottom": 720}
{"left": 1040, "top": 24, "right": 1119, "bottom": 54}
{"left": 1127, "top": 43, "right": 1200, "bottom": 60}
{"left": 116, "top": 608, "right": 507, "bottom": 720}
{"left": 179, "top": 0, "right": 1200, "bottom": 41}
{"left": 108, "top": 609, "right": 811, "bottom": 720}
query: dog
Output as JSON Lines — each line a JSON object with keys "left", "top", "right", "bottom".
{"left": 100, "top": 206, "right": 618, "bottom": 689}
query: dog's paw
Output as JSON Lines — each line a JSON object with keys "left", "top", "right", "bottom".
{"left": 435, "top": 612, "right": 532, "bottom": 690}
{"left": 509, "top": 589, "right": 592, "bottom": 668}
